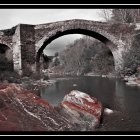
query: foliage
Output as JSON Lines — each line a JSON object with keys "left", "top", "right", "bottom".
{"left": 123, "top": 33, "right": 140, "bottom": 75}
{"left": 98, "top": 9, "right": 112, "bottom": 22}
{"left": 49, "top": 36, "right": 114, "bottom": 75}
{"left": 111, "top": 9, "right": 140, "bottom": 23}
{"left": 100, "top": 9, "right": 140, "bottom": 24}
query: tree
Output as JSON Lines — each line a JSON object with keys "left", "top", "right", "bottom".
{"left": 98, "top": 9, "right": 112, "bottom": 22}
{"left": 99, "top": 9, "right": 140, "bottom": 23}
{"left": 49, "top": 36, "right": 114, "bottom": 75}
{"left": 54, "top": 52, "right": 59, "bottom": 57}
{"left": 111, "top": 9, "right": 140, "bottom": 23}
{"left": 123, "top": 33, "right": 140, "bottom": 75}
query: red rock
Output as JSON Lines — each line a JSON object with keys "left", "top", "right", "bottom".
{"left": 0, "top": 120, "right": 22, "bottom": 131}
{"left": 60, "top": 90, "right": 102, "bottom": 130}
{"left": 0, "top": 84, "right": 8, "bottom": 90}
{"left": 0, "top": 83, "right": 74, "bottom": 131}
{"left": 0, "top": 83, "right": 103, "bottom": 131}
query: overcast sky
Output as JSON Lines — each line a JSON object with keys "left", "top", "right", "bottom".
{"left": 0, "top": 9, "right": 104, "bottom": 56}
{"left": 0, "top": 9, "right": 103, "bottom": 29}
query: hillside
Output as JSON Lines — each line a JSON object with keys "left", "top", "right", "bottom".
{"left": 48, "top": 36, "right": 115, "bottom": 76}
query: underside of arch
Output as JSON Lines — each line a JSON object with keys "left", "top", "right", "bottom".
{"left": 0, "top": 43, "right": 13, "bottom": 71}
{"left": 36, "top": 29, "right": 115, "bottom": 62}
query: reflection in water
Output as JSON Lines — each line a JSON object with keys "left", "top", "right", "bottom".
{"left": 41, "top": 76, "right": 114, "bottom": 106}
{"left": 115, "top": 80, "right": 140, "bottom": 113}
{"left": 114, "top": 80, "right": 126, "bottom": 111}
{"left": 40, "top": 76, "right": 140, "bottom": 113}
{"left": 40, "top": 76, "right": 140, "bottom": 130}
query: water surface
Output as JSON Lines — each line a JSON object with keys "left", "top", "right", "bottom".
{"left": 40, "top": 76, "right": 140, "bottom": 131}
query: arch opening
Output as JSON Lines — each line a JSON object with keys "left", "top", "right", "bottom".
{"left": 36, "top": 28, "right": 116, "bottom": 75}
{"left": 36, "top": 29, "right": 116, "bottom": 61}
{"left": 0, "top": 43, "right": 13, "bottom": 71}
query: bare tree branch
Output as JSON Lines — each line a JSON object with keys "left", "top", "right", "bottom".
{"left": 98, "top": 9, "right": 112, "bottom": 22}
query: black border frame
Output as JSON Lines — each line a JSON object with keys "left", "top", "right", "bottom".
{"left": 0, "top": 4, "right": 140, "bottom": 136}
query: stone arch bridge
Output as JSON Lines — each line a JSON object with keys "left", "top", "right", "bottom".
{"left": 0, "top": 19, "right": 135, "bottom": 75}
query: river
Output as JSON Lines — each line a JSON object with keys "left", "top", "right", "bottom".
{"left": 40, "top": 76, "right": 140, "bottom": 131}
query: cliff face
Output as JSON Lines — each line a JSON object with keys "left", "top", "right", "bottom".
{"left": 48, "top": 37, "right": 114, "bottom": 76}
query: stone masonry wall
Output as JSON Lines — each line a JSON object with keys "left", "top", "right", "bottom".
{"left": 0, "top": 19, "right": 136, "bottom": 75}
{"left": 20, "top": 24, "right": 36, "bottom": 75}
{"left": 12, "top": 25, "right": 22, "bottom": 75}
{"left": 35, "top": 19, "right": 128, "bottom": 74}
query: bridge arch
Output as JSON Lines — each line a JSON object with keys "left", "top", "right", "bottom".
{"left": 35, "top": 20, "right": 125, "bottom": 73}
{"left": 0, "top": 43, "right": 13, "bottom": 71}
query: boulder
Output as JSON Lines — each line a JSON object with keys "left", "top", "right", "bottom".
{"left": 60, "top": 90, "right": 102, "bottom": 131}
{"left": 104, "top": 108, "right": 113, "bottom": 115}
{"left": 0, "top": 83, "right": 74, "bottom": 131}
{"left": 135, "top": 78, "right": 140, "bottom": 84}
{"left": 126, "top": 80, "right": 138, "bottom": 86}
{"left": 136, "top": 66, "right": 140, "bottom": 77}
{"left": 0, "top": 84, "right": 103, "bottom": 131}
{"left": 137, "top": 66, "right": 140, "bottom": 72}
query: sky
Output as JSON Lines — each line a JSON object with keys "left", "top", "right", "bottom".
{"left": 0, "top": 9, "right": 104, "bottom": 56}
{"left": 0, "top": 9, "right": 103, "bottom": 29}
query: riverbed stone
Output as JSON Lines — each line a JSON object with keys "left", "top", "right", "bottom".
{"left": 104, "top": 108, "right": 114, "bottom": 115}
{"left": 137, "top": 67, "right": 140, "bottom": 75}
{"left": 0, "top": 83, "right": 104, "bottom": 131}
{"left": 126, "top": 80, "right": 138, "bottom": 86}
{"left": 135, "top": 78, "right": 140, "bottom": 83}
{"left": 0, "top": 83, "right": 74, "bottom": 131}
{"left": 60, "top": 90, "right": 102, "bottom": 131}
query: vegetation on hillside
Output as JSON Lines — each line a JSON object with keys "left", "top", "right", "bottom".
{"left": 48, "top": 36, "right": 114, "bottom": 76}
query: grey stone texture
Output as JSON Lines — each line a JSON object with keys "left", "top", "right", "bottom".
{"left": 0, "top": 19, "right": 136, "bottom": 75}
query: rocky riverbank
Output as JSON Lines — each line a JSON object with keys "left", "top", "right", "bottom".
{"left": 123, "top": 66, "right": 140, "bottom": 87}
{"left": 0, "top": 84, "right": 102, "bottom": 131}
{"left": 0, "top": 71, "right": 56, "bottom": 96}
{"left": 20, "top": 77, "right": 56, "bottom": 96}
{"left": 124, "top": 76, "right": 140, "bottom": 87}
{"left": 85, "top": 72, "right": 118, "bottom": 78}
